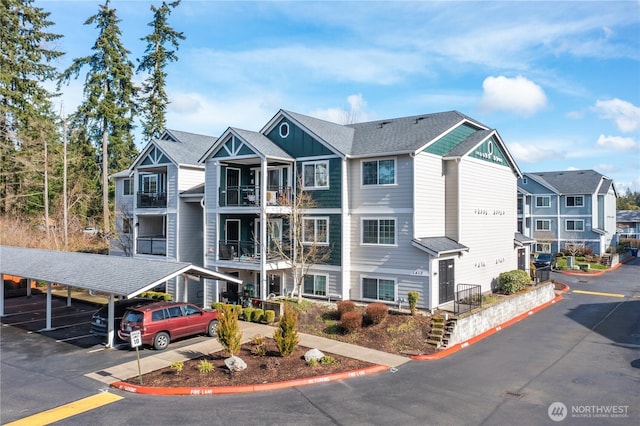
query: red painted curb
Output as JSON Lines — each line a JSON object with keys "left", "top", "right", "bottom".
{"left": 111, "top": 364, "right": 389, "bottom": 396}
{"left": 412, "top": 284, "right": 569, "bottom": 361}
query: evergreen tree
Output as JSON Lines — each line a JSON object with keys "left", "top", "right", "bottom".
{"left": 137, "top": 0, "right": 185, "bottom": 140}
{"left": 0, "top": 0, "right": 64, "bottom": 217}
{"left": 59, "top": 0, "right": 138, "bottom": 233}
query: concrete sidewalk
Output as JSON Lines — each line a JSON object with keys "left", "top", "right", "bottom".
{"left": 85, "top": 321, "right": 410, "bottom": 385}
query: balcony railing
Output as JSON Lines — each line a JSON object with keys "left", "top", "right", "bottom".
{"left": 218, "top": 186, "right": 292, "bottom": 207}
{"left": 218, "top": 240, "right": 285, "bottom": 262}
{"left": 137, "top": 192, "right": 167, "bottom": 208}
{"left": 137, "top": 237, "right": 167, "bottom": 255}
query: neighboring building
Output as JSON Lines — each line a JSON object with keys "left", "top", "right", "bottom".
{"left": 616, "top": 210, "right": 640, "bottom": 240}
{"left": 517, "top": 170, "right": 618, "bottom": 255}
{"left": 200, "top": 109, "right": 525, "bottom": 310}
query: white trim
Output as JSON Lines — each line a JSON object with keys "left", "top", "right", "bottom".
{"left": 302, "top": 216, "right": 329, "bottom": 245}
{"left": 535, "top": 195, "right": 551, "bottom": 208}
{"left": 301, "top": 160, "right": 329, "bottom": 190}
{"left": 565, "top": 219, "right": 585, "bottom": 232}
{"left": 361, "top": 157, "right": 397, "bottom": 187}
{"left": 360, "top": 217, "right": 397, "bottom": 246}
{"left": 360, "top": 274, "right": 397, "bottom": 302}
{"left": 535, "top": 219, "right": 551, "bottom": 231}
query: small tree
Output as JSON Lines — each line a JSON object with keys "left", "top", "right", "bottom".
{"left": 273, "top": 303, "right": 299, "bottom": 357}
{"left": 407, "top": 291, "right": 419, "bottom": 315}
{"left": 216, "top": 304, "right": 242, "bottom": 356}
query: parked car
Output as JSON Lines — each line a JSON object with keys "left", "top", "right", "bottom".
{"left": 118, "top": 301, "right": 219, "bottom": 350}
{"left": 91, "top": 298, "right": 155, "bottom": 340}
{"left": 533, "top": 253, "right": 554, "bottom": 269}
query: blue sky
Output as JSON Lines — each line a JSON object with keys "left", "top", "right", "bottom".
{"left": 41, "top": 0, "right": 640, "bottom": 192}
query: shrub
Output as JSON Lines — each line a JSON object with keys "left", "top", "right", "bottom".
{"left": 264, "top": 310, "right": 276, "bottom": 324}
{"left": 198, "top": 359, "right": 213, "bottom": 374}
{"left": 141, "top": 291, "right": 172, "bottom": 301}
{"left": 216, "top": 304, "right": 242, "bottom": 356}
{"left": 321, "top": 355, "right": 338, "bottom": 365}
{"left": 365, "top": 302, "right": 388, "bottom": 325}
{"left": 407, "top": 291, "right": 419, "bottom": 315}
{"left": 251, "top": 334, "right": 267, "bottom": 356}
{"left": 230, "top": 304, "right": 243, "bottom": 317}
{"left": 211, "top": 302, "right": 224, "bottom": 311}
{"left": 498, "top": 270, "right": 531, "bottom": 294}
{"left": 273, "top": 303, "right": 299, "bottom": 357}
{"left": 340, "top": 311, "right": 362, "bottom": 333}
{"left": 170, "top": 361, "right": 184, "bottom": 375}
{"left": 242, "top": 307, "right": 255, "bottom": 322}
{"left": 337, "top": 300, "right": 356, "bottom": 317}
{"left": 252, "top": 309, "right": 264, "bottom": 323}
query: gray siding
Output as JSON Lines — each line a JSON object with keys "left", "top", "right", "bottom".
{"left": 348, "top": 154, "right": 413, "bottom": 209}
{"left": 178, "top": 201, "right": 204, "bottom": 265}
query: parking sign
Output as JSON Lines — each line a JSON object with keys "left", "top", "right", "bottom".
{"left": 130, "top": 330, "right": 142, "bottom": 348}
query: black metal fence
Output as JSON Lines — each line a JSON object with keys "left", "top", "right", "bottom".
{"left": 454, "top": 283, "right": 482, "bottom": 315}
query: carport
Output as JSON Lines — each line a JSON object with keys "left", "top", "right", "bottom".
{"left": 0, "top": 245, "right": 242, "bottom": 347}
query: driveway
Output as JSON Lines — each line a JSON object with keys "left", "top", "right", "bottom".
{"left": 2, "top": 258, "right": 639, "bottom": 425}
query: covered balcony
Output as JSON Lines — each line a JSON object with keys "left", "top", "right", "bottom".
{"left": 136, "top": 215, "right": 166, "bottom": 256}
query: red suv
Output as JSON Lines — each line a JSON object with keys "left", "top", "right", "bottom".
{"left": 118, "top": 301, "right": 219, "bottom": 350}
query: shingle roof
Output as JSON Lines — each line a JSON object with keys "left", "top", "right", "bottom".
{"left": 155, "top": 129, "right": 218, "bottom": 166}
{"left": 617, "top": 210, "right": 640, "bottom": 223}
{"left": 231, "top": 128, "right": 294, "bottom": 161}
{"left": 524, "top": 170, "right": 613, "bottom": 195}
{"left": 282, "top": 110, "right": 355, "bottom": 155}
{"left": 411, "top": 237, "right": 469, "bottom": 256}
{"left": 0, "top": 245, "right": 241, "bottom": 298}
{"left": 445, "top": 129, "right": 494, "bottom": 157}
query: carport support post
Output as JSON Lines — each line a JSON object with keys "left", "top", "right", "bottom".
{"left": 45, "top": 281, "right": 53, "bottom": 330}
{"left": 0, "top": 274, "right": 4, "bottom": 317}
{"left": 66, "top": 285, "right": 72, "bottom": 307}
{"left": 27, "top": 279, "right": 32, "bottom": 297}
{"left": 106, "top": 294, "right": 115, "bottom": 348}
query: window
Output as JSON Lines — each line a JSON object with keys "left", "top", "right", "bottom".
{"left": 566, "top": 220, "right": 584, "bottom": 231}
{"left": 362, "top": 277, "right": 395, "bottom": 301}
{"left": 302, "top": 161, "right": 328, "bottom": 189}
{"left": 142, "top": 174, "right": 158, "bottom": 194}
{"left": 362, "top": 158, "right": 396, "bottom": 186}
{"left": 123, "top": 218, "right": 132, "bottom": 234}
{"left": 302, "top": 217, "right": 328, "bottom": 244}
{"left": 123, "top": 179, "right": 133, "bottom": 195}
{"left": 535, "top": 243, "right": 551, "bottom": 253}
{"left": 279, "top": 122, "right": 289, "bottom": 138}
{"left": 362, "top": 219, "right": 396, "bottom": 245}
{"left": 566, "top": 196, "right": 584, "bottom": 207}
{"left": 303, "top": 274, "right": 327, "bottom": 296}
{"left": 535, "top": 220, "right": 550, "bottom": 231}
{"left": 535, "top": 196, "right": 550, "bottom": 208}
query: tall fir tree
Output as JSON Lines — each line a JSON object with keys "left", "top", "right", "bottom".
{"left": 0, "top": 0, "right": 64, "bottom": 217}
{"left": 59, "top": 0, "right": 138, "bottom": 233}
{"left": 137, "top": 0, "right": 185, "bottom": 140}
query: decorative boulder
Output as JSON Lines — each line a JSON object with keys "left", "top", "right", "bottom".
{"left": 224, "top": 355, "right": 247, "bottom": 372}
{"left": 304, "top": 348, "right": 324, "bottom": 363}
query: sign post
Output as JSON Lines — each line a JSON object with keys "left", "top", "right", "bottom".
{"left": 130, "top": 330, "right": 143, "bottom": 385}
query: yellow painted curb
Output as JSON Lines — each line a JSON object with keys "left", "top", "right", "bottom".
{"left": 5, "top": 392, "right": 123, "bottom": 426}
{"left": 572, "top": 290, "right": 625, "bottom": 298}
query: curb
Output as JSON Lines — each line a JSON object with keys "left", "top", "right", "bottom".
{"left": 560, "top": 255, "right": 633, "bottom": 277}
{"left": 110, "top": 364, "right": 389, "bottom": 395}
{"left": 412, "top": 283, "right": 570, "bottom": 361}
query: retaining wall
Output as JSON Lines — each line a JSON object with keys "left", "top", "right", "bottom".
{"left": 448, "top": 282, "right": 556, "bottom": 346}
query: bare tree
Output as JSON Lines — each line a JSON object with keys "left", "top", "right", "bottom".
{"left": 267, "top": 179, "right": 332, "bottom": 303}
{"left": 109, "top": 201, "right": 134, "bottom": 256}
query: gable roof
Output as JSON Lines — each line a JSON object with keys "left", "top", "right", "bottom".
{"left": 131, "top": 129, "right": 217, "bottom": 169}
{"left": 199, "top": 127, "right": 294, "bottom": 163}
{"left": 617, "top": 210, "right": 640, "bottom": 223}
{"left": 523, "top": 170, "right": 617, "bottom": 196}
{"left": 411, "top": 237, "right": 469, "bottom": 257}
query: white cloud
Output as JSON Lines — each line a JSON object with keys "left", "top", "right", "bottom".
{"left": 565, "top": 111, "right": 583, "bottom": 120}
{"left": 478, "top": 76, "right": 547, "bottom": 117}
{"left": 310, "top": 94, "right": 374, "bottom": 124}
{"left": 593, "top": 99, "right": 640, "bottom": 132}
{"left": 596, "top": 134, "right": 638, "bottom": 151}
{"left": 507, "top": 142, "right": 564, "bottom": 163}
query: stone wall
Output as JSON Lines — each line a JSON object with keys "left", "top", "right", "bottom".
{"left": 448, "top": 283, "right": 556, "bottom": 346}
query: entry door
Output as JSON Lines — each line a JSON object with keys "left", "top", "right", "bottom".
{"left": 439, "top": 259, "right": 455, "bottom": 304}
{"left": 268, "top": 274, "right": 281, "bottom": 296}
{"left": 225, "top": 219, "right": 240, "bottom": 256}
{"left": 226, "top": 168, "right": 240, "bottom": 205}
{"left": 517, "top": 248, "right": 526, "bottom": 270}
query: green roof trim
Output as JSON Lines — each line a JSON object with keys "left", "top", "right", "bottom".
{"left": 213, "top": 136, "right": 258, "bottom": 159}
{"left": 469, "top": 136, "right": 509, "bottom": 167}
{"left": 141, "top": 146, "right": 170, "bottom": 166}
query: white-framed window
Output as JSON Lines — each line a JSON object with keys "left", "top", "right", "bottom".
{"left": 566, "top": 196, "right": 584, "bottom": 207}
{"left": 487, "top": 140, "right": 494, "bottom": 155}
{"left": 141, "top": 174, "right": 158, "bottom": 193}
{"left": 535, "top": 243, "right": 551, "bottom": 253}
{"left": 279, "top": 122, "right": 289, "bottom": 138}
{"left": 302, "top": 217, "right": 328, "bottom": 245}
{"left": 303, "top": 274, "right": 327, "bottom": 296}
{"left": 535, "top": 219, "right": 551, "bottom": 231}
{"left": 362, "top": 158, "right": 396, "bottom": 186}
{"left": 362, "top": 218, "right": 396, "bottom": 245}
{"left": 535, "top": 196, "right": 550, "bottom": 208}
{"left": 302, "top": 161, "right": 329, "bottom": 189}
{"left": 566, "top": 220, "right": 584, "bottom": 231}
{"left": 123, "top": 178, "right": 133, "bottom": 195}
{"left": 362, "top": 276, "right": 395, "bottom": 301}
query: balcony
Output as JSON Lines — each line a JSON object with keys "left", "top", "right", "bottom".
{"left": 218, "top": 186, "right": 292, "bottom": 207}
{"left": 218, "top": 240, "right": 285, "bottom": 262}
{"left": 137, "top": 192, "right": 167, "bottom": 208}
{"left": 137, "top": 236, "right": 167, "bottom": 256}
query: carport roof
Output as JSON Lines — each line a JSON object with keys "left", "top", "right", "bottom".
{"left": 0, "top": 246, "right": 242, "bottom": 298}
